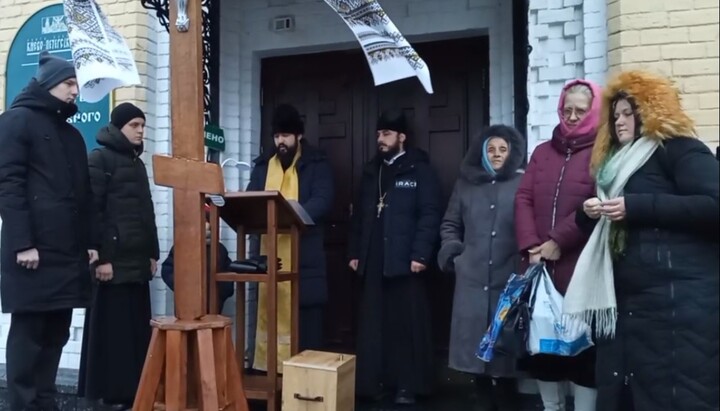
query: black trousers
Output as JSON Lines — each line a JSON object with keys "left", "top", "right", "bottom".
{"left": 6, "top": 309, "right": 73, "bottom": 411}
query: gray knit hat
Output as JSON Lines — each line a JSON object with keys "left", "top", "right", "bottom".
{"left": 35, "top": 51, "right": 76, "bottom": 90}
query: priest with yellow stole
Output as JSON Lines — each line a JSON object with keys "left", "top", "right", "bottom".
{"left": 246, "top": 104, "right": 335, "bottom": 372}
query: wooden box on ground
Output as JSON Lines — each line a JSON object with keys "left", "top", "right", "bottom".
{"left": 281, "top": 350, "right": 356, "bottom": 411}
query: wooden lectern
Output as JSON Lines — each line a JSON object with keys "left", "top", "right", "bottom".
{"left": 206, "top": 191, "right": 309, "bottom": 411}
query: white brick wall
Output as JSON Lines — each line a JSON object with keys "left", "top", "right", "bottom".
{"left": 583, "top": 0, "right": 609, "bottom": 84}
{"left": 527, "top": 0, "right": 608, "bottom": 151}
{"left": 145, "top": 18, "right": 174, "bottom": 318}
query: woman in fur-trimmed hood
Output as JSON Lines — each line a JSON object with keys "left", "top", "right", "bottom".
{"left": 566, "top": 70, "right": 719, "bottom": 411}
{"left": 438, "top": 124, "right": 526, "bottom": 411}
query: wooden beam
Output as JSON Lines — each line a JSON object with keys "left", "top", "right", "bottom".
{"left": 171, "top": 189, "right": 208, "bottom": 317}
{"left": 170, "top": 2, "right": 205, "bottom": 161}
{"left": 153, "top": 155, "right": 225, "bottom": 194}
{"left": 167, "top": 0, "right": 206, "bottom": 319}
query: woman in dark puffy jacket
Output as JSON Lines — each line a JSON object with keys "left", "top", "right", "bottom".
{"left": 514, "top": 79, "right": 602, "bottom": 411}
{"left": 566, "top": 70, "right": 719, "bottom": 411}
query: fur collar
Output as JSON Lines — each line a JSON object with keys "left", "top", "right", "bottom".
{"left": 591, "top": 70, "right": 697, "bottom": 173}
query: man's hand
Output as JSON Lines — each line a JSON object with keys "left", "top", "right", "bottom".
{"left": 17, "top": 248, "right": 39, "bottom": 270}
{"left": 88, "top": 249, "right": 99, "bottom": 265}
{"left": 583, "top": 197, "right": 602, "bottom": 219}
{"left": 601, "top": 197, "right": 626, "bottom": 221}
{"left": 348, "top": 259, "right": 359, "bottom": 272}
{"left": 150, "top": 259, "right": 158, "bottom": 275}
{"left": 411, "top": 261, "right": 427, "bottom": 273}
{"left": 96, "top": 263, "right": 113, "bottom": 282}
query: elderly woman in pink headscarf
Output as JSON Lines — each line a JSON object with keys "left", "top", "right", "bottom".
{"left": 514, "top": 79, "right": 602, "bottom": 411}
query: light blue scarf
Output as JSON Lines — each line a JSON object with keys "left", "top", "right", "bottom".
{"left": 481, "top": 138, "right": 511, "bottom": 177}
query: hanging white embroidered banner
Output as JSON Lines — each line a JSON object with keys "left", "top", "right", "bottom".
{"left": 63, "top": 0, "right": 140, "bottom": 103}
{"left": 323, "top": 0, "right": 434, "bottom": 94}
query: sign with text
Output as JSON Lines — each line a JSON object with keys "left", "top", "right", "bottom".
{"left": 204, "top": 124, "right": 225, "bottom": 152}
{"left": 4, "top": 4, "right": 111, "bottom": 152}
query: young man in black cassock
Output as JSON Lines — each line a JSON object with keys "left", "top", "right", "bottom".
{"left": 348, "top": 110, "right": 442, "bottom": 405}
{"left": 77, "top": 103, "right": 159, "bottom": 410}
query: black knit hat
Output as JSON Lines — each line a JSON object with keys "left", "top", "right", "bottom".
{"left": 36, "top": 51, "right": 76, "bottom": 90}
{"left": 271, "top": 104, "right": 304, "bottom": 135}
{"left": 111, "top": 102, "right": 146, "bottom": 129}
{"left": 376, "top": 109, "right": 408, "bottom": 135}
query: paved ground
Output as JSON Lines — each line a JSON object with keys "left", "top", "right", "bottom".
{"left": 0, "top": 365, "right": 550, "bottom": 410}
{"left": 0, "top": 388, "right": 546, "bottom": 411}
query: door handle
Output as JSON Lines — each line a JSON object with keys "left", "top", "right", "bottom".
{"left": 294, "top": 393, "right": 324, "bottom": 402}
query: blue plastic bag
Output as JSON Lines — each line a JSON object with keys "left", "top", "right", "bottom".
{"left": 476, "top": 265, "right": 541, "bottom": 362}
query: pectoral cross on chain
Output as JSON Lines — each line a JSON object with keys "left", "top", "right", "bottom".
{"left": 376, "top": 167, "right": 388, "bottom": 218}
{"left": 376, "top": 196, "right": 387, "bottom": 218}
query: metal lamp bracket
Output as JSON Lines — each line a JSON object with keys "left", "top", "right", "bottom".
{"left": 176, "top": 0, "right": 190, "bottom": 32}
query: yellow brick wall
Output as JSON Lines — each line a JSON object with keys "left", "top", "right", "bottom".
{"left": 0, "top": 0, "right": 153, "bottom": 112}
{"left": 607, "top": 0, "right": 720, "bottom": 146}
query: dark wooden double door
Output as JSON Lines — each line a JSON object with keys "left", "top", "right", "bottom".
{"left": 260, "top": 37, "right": 490, "bottom": 354}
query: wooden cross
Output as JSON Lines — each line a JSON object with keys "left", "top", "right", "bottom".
{"left": 133, "top": 1, "right": 248, "bottom": 410}
{"left": 152, "top": 155, "right": 222, "bottom": 318}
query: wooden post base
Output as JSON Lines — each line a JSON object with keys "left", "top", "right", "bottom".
{"left": 133, "top": 315, "right": 249, "bottom": 411}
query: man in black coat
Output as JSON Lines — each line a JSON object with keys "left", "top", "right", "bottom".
{"left": 348, "top": 110, "right": 442, "bottom": 405}
{"left": 246, "top": 104, "right": 334, "bottom": 369}
{"left": 0, "top": 52, "right": 99, "bottom": 411}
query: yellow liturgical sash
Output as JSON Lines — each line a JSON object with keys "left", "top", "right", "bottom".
{"left": 253, "top": 147, "right": 300, "bottom": 373}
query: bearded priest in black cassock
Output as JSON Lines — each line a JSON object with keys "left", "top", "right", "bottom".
{"left": 348, "top": 110, "right": 442, "bottom": 405}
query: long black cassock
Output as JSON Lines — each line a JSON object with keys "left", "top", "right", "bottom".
{"left": 350, "top": 150, "right": 441, "bottom": 399}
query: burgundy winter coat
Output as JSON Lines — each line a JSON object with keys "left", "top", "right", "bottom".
{"left": 514, "top": 127, "right": 596, "bottom": 294}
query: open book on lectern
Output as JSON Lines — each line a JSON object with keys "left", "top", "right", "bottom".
{"left": 287, "top": 200, "right": 315, "bottom": 226}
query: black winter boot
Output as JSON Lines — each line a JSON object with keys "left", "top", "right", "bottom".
{"left": 475, "top": 377, "right": 498, "bottom": 411}
{"left": 492, "top": 378, "right": 521, "bottom": 411}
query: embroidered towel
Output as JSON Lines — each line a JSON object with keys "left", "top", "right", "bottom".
{"left": 63, "top": 0, "right": 140, "bottom": 103}
{"left": 323, "top": 0, "right": 434, "bottom": 94}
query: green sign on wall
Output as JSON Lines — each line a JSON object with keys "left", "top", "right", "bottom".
{"left": 204, "top": 124, "right": 226, "bottom": 152}
{"left": 4, "top": 4, "right": 111, "bottom": 152}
